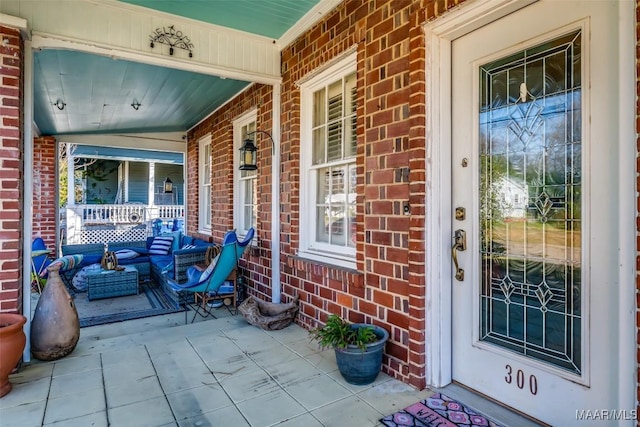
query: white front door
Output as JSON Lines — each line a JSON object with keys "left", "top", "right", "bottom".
{"left": 451, "top": 1, "right": 627, "bottom": 425}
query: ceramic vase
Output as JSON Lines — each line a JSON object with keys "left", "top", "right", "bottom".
{"left": 31, "top": 263, "right": 80, "bottom": 361}
{"left": 0, "top": 313, "right": 27, "bottom": 398}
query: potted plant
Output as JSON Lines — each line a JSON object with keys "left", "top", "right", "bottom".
{"left": 0, "top": 313, "right": 27, "bottom": 398}
{"left": 310, "top": 314, "right": 389, "bottom": 385}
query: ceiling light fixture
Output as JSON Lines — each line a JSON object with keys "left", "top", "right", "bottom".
{"left": 131, "top": 100, "right": 142, "bottom": 111}
{"left": 54, "top": 99, "right": 66, "bottom": 110}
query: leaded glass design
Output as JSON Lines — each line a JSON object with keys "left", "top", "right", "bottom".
{"left": 479, "top": 31, "right": 582, "bottom": 374}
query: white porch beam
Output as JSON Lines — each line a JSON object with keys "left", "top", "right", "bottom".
{"left": 2, "top": 0, "right": 281, "bottom": 84}
{"left": 56, "top": 133, "right": 186, "bottom": 154}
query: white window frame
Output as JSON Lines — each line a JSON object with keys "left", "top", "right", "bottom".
{"left": 198, "top": 135, "right": 212, "bottom": 234}
{"left": 233, "top": 110, "right": 258, "bottom": 240}
{"left": 299, "top": 51, "right": 357, "bottom": 269}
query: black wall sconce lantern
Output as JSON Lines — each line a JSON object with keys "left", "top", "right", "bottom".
{"left": 163, "top": 177, "right": 173, "bottom": 193}
{"left": 239, "top": 130, "right": 275, "bottom": 171}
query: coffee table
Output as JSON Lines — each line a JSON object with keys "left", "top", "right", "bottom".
{"left": 87, "top": 265, "right": 139, "bottom": 301}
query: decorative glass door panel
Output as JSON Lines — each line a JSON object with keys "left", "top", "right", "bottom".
{"left": 478, "top": 31, "right": 582, "bottom": 374}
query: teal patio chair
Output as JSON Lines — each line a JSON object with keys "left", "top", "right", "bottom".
{"left": 166, "top": 228, "right": 254, "bottom": 323}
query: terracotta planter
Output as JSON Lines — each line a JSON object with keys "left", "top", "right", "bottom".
{"left": 31, "top": 263, "right": 80, "bottom": 361}
{"left": 0, "top": 313, "right": 27, "bottom": 398}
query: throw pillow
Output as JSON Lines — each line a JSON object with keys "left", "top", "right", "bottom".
{"left": 181, "top": 244, "right": 196, "bottom": 250}
{"left": 149, "top": 236, "right": 173, "bottom": 255}
{"left": 115, "top": 249, "right": 139, "bottom": 260}
{"left": 161, "top": 231, "right": 182, "bottom": 252}
{"left": 199, "top": 254, "right": 220, "bottom": 282}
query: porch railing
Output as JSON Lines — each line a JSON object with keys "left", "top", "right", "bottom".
{"left": 64, "top": 204, "right": 185, "bottom": 244}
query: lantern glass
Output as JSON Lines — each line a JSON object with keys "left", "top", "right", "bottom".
{"left": 239, "top": 138, "right": 258, "bottom": 171}
{"left": 163, "top": 177, "right": 173, "bottom": 193}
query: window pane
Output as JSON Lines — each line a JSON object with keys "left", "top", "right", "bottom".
{"left": 329, "top": 207, "right": 346, "bottom": 246}
{"left": 344, "top": 117, "right": 356, "bottom": 158}
{"left": 348, "top": 164, "right": 356, "bottom": 247}
{"left": 313, "top": 127, "right": 326, "bottom": 165}
{"left": 317, "top": 167, "right": 329, "bottom": 203}
{"left": 346, "top": 73, "right": 357, "bottom": 158}
{"left": 344, "top": 72, "right": 356, "bottom": 113}
{"left": 313, "top": 89, "right": 326, "bottom": 127}
{"left": 327, "top": 121, "right": 342, "bottom": 161}
{"left": 243, "top": 206, "right": 253, "bottom": 230}
{"left": 243, "top": 180, "right": 253, "bottom": 204}
{"left": 316, "top": 206, "right": 329, "bottom": 243}
{"left": 203, "top": 190, "right": 211, "bottom": 225}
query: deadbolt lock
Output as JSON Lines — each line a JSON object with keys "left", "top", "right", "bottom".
{"left": 455, "top": 207, "right": 466, "bottom": 221}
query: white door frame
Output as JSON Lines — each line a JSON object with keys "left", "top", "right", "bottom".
{"left": 423, "top": 0, "right": 636, "bottom": 414}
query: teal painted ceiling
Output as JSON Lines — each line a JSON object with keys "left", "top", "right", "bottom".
{"left": 34, "top": 49, "right": 249, "bottom": 135}
{"left": 119, "top": 0, "right": 320, "bottom": 39}
{"left": 34, "top": 0, "right": 322, "bottom": 136}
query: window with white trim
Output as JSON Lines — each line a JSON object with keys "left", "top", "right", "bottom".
{"left": 300, "top": 53, "right": 357, "bottom": 268}
{"left": 198, "top": 135, "right": 212, "bottom": 233}
{"left": 234, "top": 112, "right": 257, "bottom": 238}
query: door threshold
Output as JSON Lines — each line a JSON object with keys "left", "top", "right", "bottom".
{"left": 436, "top": 382, "right": 550, "bottom": 427}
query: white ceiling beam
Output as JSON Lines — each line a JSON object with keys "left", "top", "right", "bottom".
{"left": 2, "top": 0, "right": 281, "bottom": 84}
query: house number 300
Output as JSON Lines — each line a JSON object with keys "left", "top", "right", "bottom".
{"left": 505, "top": 365, "right": 538, "bottom": 395}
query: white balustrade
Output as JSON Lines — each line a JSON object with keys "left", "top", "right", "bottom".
{"left": 64, "top": 204, "right": 185, "bottom": 244}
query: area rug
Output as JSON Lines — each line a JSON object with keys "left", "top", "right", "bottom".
{"left": 380, "top": 392, "right": 503, "bottom": 427}
{"left": 74, "top": 283, "right": 183, "bottom": 328}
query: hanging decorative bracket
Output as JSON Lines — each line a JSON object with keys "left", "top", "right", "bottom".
{"left": 149, "top": 25, "right": 194, "bottom": 57}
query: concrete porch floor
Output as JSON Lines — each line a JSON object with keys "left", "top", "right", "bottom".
{"left": 1, "top": 308, "right": 539, "bottom": 426}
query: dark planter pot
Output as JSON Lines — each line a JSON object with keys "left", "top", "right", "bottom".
{"left": 0, "top": 313, "right": 27, "bottom": 398}
{"left": 334, "top": 324, "right": 389, "bottom": 386}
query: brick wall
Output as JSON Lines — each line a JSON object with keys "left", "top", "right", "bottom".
{"left": 0, "top": 25, "right": 24, "bottom": 314}
{"left": 33, "top": 136, "right": 57, "bottom": 254}
{"left": 187, "top": 84, "right": 273, "bottom": 299}
{"left": 278, "top": 0, "right": 462, "bottom": 389}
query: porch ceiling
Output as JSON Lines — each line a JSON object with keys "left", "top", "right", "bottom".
{"left": 31, "top": 0, "right": 323, "bottom": 137}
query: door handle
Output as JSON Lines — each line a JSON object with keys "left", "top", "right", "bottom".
{"left": 452, "top": 229, "right": 466, "bottom": 281}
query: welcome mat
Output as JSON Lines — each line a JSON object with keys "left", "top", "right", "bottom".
{"left": 380, "top": 392, "right": 503, "bottom": 427}
{"left": 75, "top": 283, "right": 183, "bottom": 328}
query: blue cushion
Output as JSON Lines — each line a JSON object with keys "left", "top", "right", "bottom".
{"left": 193, "top": 239, "right": 210, "bottom": 247}
{"left": 161, "top": 231, "right": 182, "bottom": 253}
{"left": 199, "top": 254, "right": 219, "bottom": 282}
{"left": 115, "top": 249, "right": 139, "bottom": 260}
{"left": 149, "top": 236, "right": 173, "bottom": 255}
{"left": 81, "top": 254, "right": 102, "bottom": 266}
{"left": 182, "top": 235, "right": 194, "bottom": 246}
{"left": 118, "top": 256, "right": 148, "bottom": 266}
{"left": 150, "top": 255, "right": 172, "bottom": 269}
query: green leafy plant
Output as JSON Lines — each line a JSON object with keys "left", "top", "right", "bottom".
{"left": 310, "top": 314, "right": 378, "bottom": 351}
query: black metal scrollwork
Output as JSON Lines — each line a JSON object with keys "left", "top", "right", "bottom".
{"left": 149, "top": 25, "right": 194, "bottom": 57}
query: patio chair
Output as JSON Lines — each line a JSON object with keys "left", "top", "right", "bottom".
{"left": 166, "top": 228, "right": 254, "bottom": 323}
{"left": 31, "top": 238, "right": 53, "bottom": 293}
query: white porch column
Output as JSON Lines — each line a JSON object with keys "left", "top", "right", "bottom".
{"left": 66, "top": 144, "right": 74, "bottom": 205}
{"left": 271, "top": 83, "right": 281, "bottom": 303}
